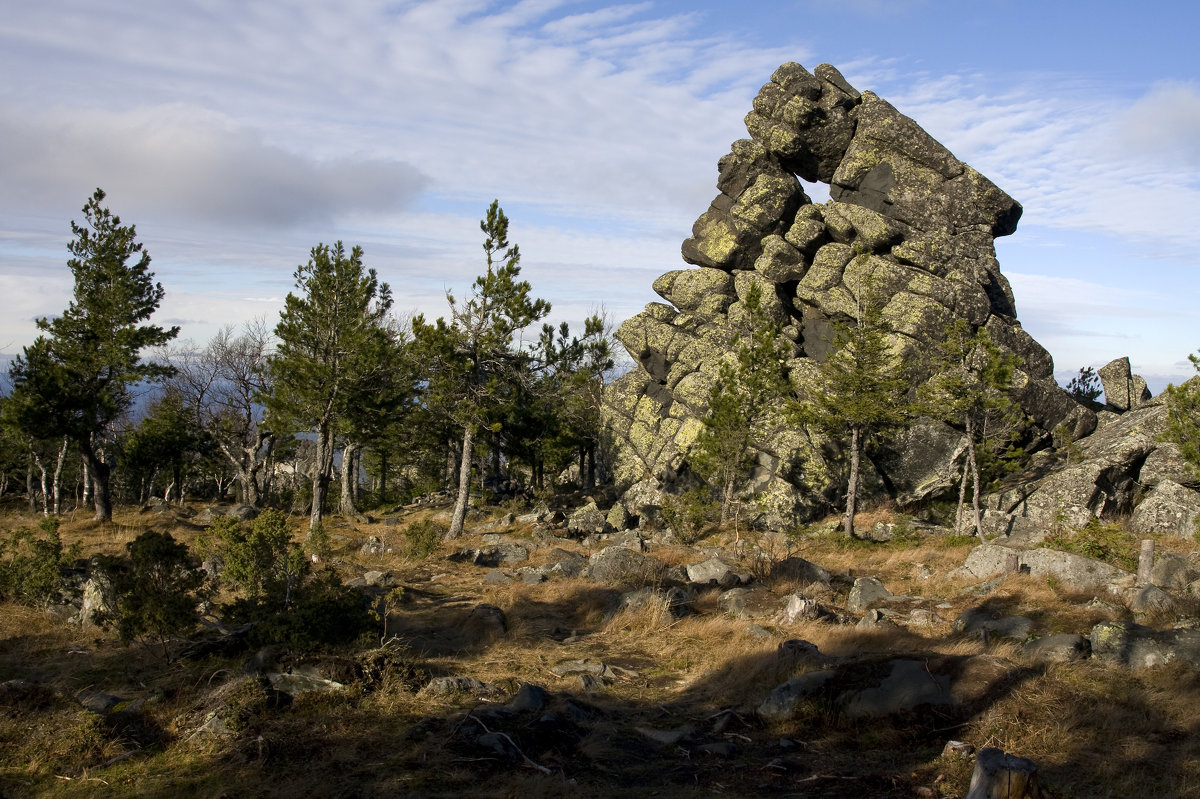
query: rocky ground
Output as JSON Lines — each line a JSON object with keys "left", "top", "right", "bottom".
{"left": 4, "top": 491, "right": 1200, "bottom": 798}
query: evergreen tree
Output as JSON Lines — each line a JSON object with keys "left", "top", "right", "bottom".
{"left": 267, "top": 242, "right": 396, "bottom": 535}
{"left": 414, "top": 201, "right": 550, "bottom": 538}
{"left": 7, "top": 189, "right": 179, "bottom": 521}
{"left": 920, "top": 319, "right": 1021, "bottom": 540}
{"left": 1163, "top": 350, "right": 1200, "bottom": 477}
{"left": 1066, "top": 366, "right": 1102, "bottom": 403}
{"left": 806, "top": 286, "right": 912, "bottom": 539}
{"left": 691, "top": 283, "right": 791, "bottom": 526}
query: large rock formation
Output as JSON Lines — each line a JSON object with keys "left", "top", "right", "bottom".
{"left": 604, "top": 62, "right": 1095, "bottom": 528}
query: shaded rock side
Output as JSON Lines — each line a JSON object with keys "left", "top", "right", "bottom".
{"left": 604, "top": 61, "right": 1094, "bottom": 527}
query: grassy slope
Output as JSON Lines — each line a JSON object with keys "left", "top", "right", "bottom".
{"left": 1, "top": 501, "right": 1199, "bottom": 798}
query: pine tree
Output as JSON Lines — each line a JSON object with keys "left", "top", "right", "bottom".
{"left": 806, "top": 287, "right": 912, "bottom": 539}
{"left": 1163, "top": 350, "right": 1200, "bottom": 477}
{"left": 414, "top": 201, "right": 550, "bottom": 539}
{"left": 7, "top": 189, "right": 179, "bottom": 521}
{"left": 267, "top": 242, "right": 396, "bottom": 535}
{"left": 920, "top": 319, "right": 1021, "bottom": 540}
{"left": 691, "top": 282, "right": 791, "bottom": 527}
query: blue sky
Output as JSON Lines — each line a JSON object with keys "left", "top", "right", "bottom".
{"left": 2, "top": 0, "right": 1197, "bottom": 392}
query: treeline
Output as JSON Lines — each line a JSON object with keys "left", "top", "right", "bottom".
{"left": 0, "top": 191, "right": 614, "bottom": 535}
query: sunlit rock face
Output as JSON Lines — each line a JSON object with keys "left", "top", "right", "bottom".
{"left": 604, "top": 62, "right": 1094, "bottom": 529}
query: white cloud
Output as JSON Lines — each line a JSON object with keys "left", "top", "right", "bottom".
{"left": 0, "top": 104, "right": 428, "bottom": 228}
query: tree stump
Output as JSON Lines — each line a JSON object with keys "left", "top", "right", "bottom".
{"left": 966, "top": 747, "right": 1043, "bottom": 799}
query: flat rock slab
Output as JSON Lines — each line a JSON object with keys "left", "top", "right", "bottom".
{"left": 840, "top": 659, "right": 953, "bottom": 718}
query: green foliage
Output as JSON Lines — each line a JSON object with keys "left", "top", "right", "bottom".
{"left": 660, "top": 486, "right": 716, "bottom": 545}
{"left": 402, "top": 518, "right": 447, "bottom": 559}
{"left": 6, "top": 189, "right": 179, "bottom": 520}
{"left": 206, "top": 509, "right": 309, "bottom": 610}
{"left": 0, "top": 517, "right": 79, "bottom": 605}
{"left": 413, "top": 201, "right": 552, "bottom": 537}
{"left": 267, "top": 241, "right": 400, "bottom": 531}
{"left": 99, "top": 531, "right": 205, "bottom": 658}
{"left": 1042, "top": 518, "right": 1137, "bottom": 571}
{"left": 1066, "top": 366, "right": 1103, "bottom": 403}
{"left": 804, "top": 284, "right": 913, "bottom": 537}
{"left": 920, "top": 319, "right": 1022, "bottom": 538}
{"left": 228, "top": 569, "right": 374, "bottom": 649}
{"left": 1163, "top": 351, "right": 1200, "bottom": 477}
{"left": 691, "top": 282, "right": 791, "bottom": 524}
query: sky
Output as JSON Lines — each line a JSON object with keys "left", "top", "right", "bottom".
{"left": 1, "top": 0, "right": 1198, "bottom": 393}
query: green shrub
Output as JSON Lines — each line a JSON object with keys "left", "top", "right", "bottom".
{"left": 228, "top": 569, "right": 374, "bottom": 649}
{"left": 661, "top": 487, "right": 714, "bottom": 545}
{"left": 402, "top": 518, "right": 446, "bottom": 559}
{"left": 0, "top": 517, "right": 79, "bottom": 605}
{"left": 1042, "top": 518, "right": 1137, "bottom": 571}
{"left": 206, "top": 509, "right": 309, "bottom": 610}
{"left": 98, "top": 531, "right": 206, "bottom": 659}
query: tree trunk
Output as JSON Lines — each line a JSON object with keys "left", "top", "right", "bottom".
{"left": 51, "top": 437, "right": 68, "bottom": 515}
{"left": 378, "top": 449, "right": 389, "bottom": 505}
{"left": 843, "top": 426, "right": 862, "bottom": 539}
{"left": 309, "top": 424, "right": 335, "bottom": 535}
{"left": 81, "top": 449, "right": 91, "bottom": 507}
{"left": 31, "top": 447, "right": 49, "bottom": 517}
{"left": 81, "top": 443, "right": 112, "bottom": 523}
{"left": 340, "top": 441, "right": 360, "bottom": 516}
{"left": 966, "top": 417, "right": 984, "bottom": 540}
{"left": 25, "top": 461, "right": 35, "bottom": 511}
{"left": 585, "top": 444, "right": 595, "bottom": 490}
{"left": 954, "top": 459, "right": 969, "bottom": 536}
{"left": 490, "top": 433, "right": 502, "bottom": 489}
{"left": 448, "top": 426, "right": 475, "bottom": 539}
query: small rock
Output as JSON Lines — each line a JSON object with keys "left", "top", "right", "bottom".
{"left": 847, "top": 577, "right": 892, "bottom": 614}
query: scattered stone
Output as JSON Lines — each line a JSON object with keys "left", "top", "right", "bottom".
{"left": 635, "top": 724, "right": 695, "bottom": 746}
{"left": 360, "top": 536, "right": 387, "bottom": 556}
{"left": 1129, "top": 584, "right": 1175, "bottom": 614}
{"left": 696, "top": 741, "right": 737, "bottom": 758}
{"left": 955, "top": 542, "right": 1128, "bottom": 592}
{"left": 484, "top": 568, "right": 514, "bottom": 585}
{"left": 782, "top": 593, "right": 821, "bottom": 623}
{"left": 267, "top": 665, "right": 345, "bottom": 696}
{"left": 1023, "top": 634, "right": 1091, "bottom": 663}
{"left": 568, "top": 502, "right": 611, "bottom": 536}
{"left": 462, "top": 604, "right": 507, "bottom": 643}
{"left": 954, "top": 607, "right": 1034, "bottom": 641}
{"left": 847, "top": 577, "right": 892, "bottom": 614}
{"left": 841, "top": 659, "right": 954, "bottom": 718}
{"left": 587, "top": 546, "right": 667, "bottom": 585}
{"left": 421, "top": 676, "right": 504, "bottom": 698}
{"left": 686, "top": 557, "right": 736, "bottom": 586}
{"left": 1149, "top": 553, "right": 1191, "bottom": 591}
{"left": 757, "top": 671, "right": 836, "bottom": 721}
{"left": 76, "top": 688, "right": 123, "bottom": 715}
{"left": 363, "top": 570, "right": 394, "bottom": 587}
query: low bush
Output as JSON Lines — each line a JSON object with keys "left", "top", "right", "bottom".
{"left": 0, "top": 517, "right": 78, "bottom": 606}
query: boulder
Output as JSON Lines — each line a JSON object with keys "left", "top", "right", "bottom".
{"left": 1097, "top": 356, "right": 1152, "bottom": 412}
{"left": 955, "top": 542, "right": 1129, "bottom": 593}
{"left": 840, "top": 659, "right": 954, "bottom": 718}
{"left": 604, "top": 60, "right": 1091, "bottom": 529}
{"left": 686, "top": 557, "right": 736, "bottom": 586}
{"left": 1130, "top": 480, "right": 1200, "bottom": 538}
{"left": 1022, "top": 633, "right": 1091, "bottom": 663}
{"left": 568, "top": 502, "right": 610, "bottom": 536}
{"left": 847, "top": 577, "right": 892, "bottom": 614}
{"left": 587, "top": 546, "right": 667, "bottom": 586}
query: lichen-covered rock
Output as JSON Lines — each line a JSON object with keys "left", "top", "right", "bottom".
{"left": 603, "top": 61, "right": 1094, "bottom": 528}
{"left": 1130, "top": 480, "right": 1200, "bottom": 538}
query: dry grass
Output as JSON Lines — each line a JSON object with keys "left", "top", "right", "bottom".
{"left": 4, "top": 500, "right": 1200, "bottom": 797}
